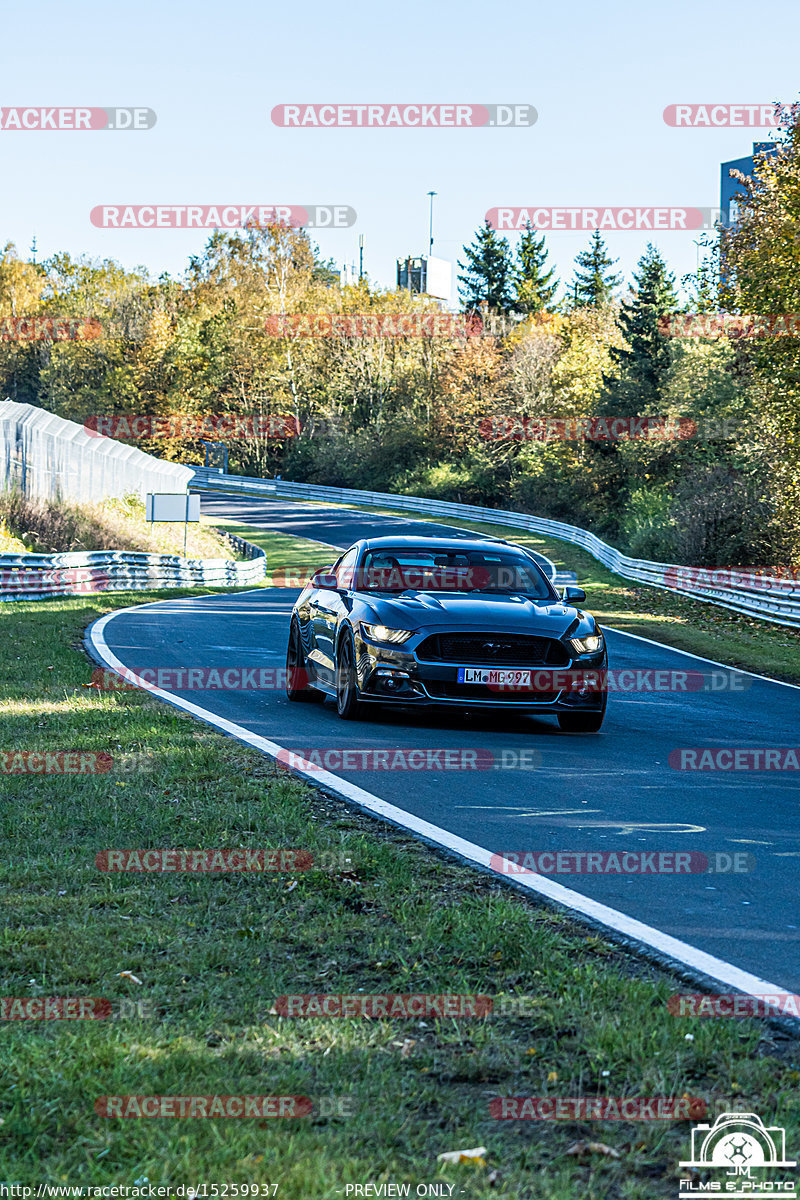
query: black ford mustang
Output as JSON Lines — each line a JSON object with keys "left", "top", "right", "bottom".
{"left": 285, "top": 535, "right": 607, "bottom": 732}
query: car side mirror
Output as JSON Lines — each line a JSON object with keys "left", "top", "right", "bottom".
{"left": 563, "top": 585, "right": 586, "bottom": 604}
{"left": 310, "top": 569, "right": 339, "bottom": 589}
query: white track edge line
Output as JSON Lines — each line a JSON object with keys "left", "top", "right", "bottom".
{"left": 87, "top": 603, "right": 797, "bottom": 1019}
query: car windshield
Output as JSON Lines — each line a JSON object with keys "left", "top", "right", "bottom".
{"left": 354, "top": 548, "right": 554, "bottom": 598}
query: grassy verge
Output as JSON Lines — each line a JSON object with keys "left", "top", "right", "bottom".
{"left": 1, "top": 585, "right": 799, "bottom": 1196}
{"left": 207, "top": 521, "right": 335, "bottom": 582}
{"left": 0, "top": 492, "right": 238, "bottom": 560}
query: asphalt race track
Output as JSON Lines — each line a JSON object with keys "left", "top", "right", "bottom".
{"left": 88, "top": 495, "right": 800, "bottom": 994}
{"left": 198, "top": 492, "right": 558, "bottom": 572}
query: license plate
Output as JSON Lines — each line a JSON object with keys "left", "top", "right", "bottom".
{"left": 457, "top": 667, "right": 532, "bottom": 686}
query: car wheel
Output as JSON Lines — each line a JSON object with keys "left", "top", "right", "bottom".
{"left": 286, "top": 620, "right": 317, "bottom": 702}
{"left": 336, "top": 630, "right": 362, "bottom": 720}
{"left": 557, "top": 708, "right": 605, "bottom": 733}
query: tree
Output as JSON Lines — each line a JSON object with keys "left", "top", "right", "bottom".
{"left": 570, "top": 231, "right": 622, "bottom": 308}
{"left": 716, "top": 103, "right": 800, "bottom": 560}
{"left": 457, "top": 221, "right": 514, "bottom": 314}
{"left": 0, "top": 243, "right": 46, "bottom": 404}
{"left": 0, "top": 242, "right": 45, "bottom": 316}
{"left": 612, "top": 243, "right": 678, "bottom": 404}
{"left": 680, "top": 233, "right": 719, "bottom": 312}
{"left": 312, "top": 257, "right": 341, "bottom": 287}
{"left": 514, "top": 224, "right": 558, "bottom": 314}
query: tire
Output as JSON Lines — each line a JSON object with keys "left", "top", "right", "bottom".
{"left": 557, "top": 707, "right": 605, "bottom": 733}
{"left": 285, "top": 620, "right": 316, "bottom": 702}
{"left": 336, "top": 629, "right": 362, "bottom": 720}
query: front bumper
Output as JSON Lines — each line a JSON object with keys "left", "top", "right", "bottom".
{"left": 353, "top": 629, "right": 607, "bottom": 711}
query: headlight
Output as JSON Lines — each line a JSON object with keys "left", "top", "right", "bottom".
{"left": 360, "top": 623, "right": 414, "bottom": 645}
{"left": 569, "top": 634, "right": 604, "bottom": 654}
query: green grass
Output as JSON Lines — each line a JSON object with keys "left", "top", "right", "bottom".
{"left": 1, "top": 580, "right": 800, "bottom": 1196}
{"left": 0, "top": 491, "right": 236, "bottom": 560}
{"left": 207, "top": 521, "right": 336, "bottom": 585}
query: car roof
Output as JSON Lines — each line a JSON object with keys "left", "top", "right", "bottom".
{"left": 359, "top": 535, "right": 516, "bottom": 553}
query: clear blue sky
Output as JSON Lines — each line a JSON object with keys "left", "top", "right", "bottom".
{"left": 1, "top": 0, "right": 797, "bottom": 305}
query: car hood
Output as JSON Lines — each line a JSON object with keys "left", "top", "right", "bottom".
{"left": 358, "top": 592, "right": 591, "bottom": 638}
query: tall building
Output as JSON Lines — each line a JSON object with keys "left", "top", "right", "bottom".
{"left": 720, "top": 142, "right": 778, "bottom": 226}
{"left": 396, "top": 256, "right": 452, "bottom": 303}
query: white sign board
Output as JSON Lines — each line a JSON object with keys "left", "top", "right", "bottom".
{"left": 146, "top": 493, "right": 200, "bottom": 522}
{"left": 425, "top": 256, "right": 452, "bottom": 301}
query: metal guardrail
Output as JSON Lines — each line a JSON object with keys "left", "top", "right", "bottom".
{"left": 190, "top": 466, "right": 574, "bottom": 587}
{"left": 0, "top": 404, "right": 266, "bottom": 601}
{"left": 218, "top": 530, "right": 265, "bottom": 562}
{"left": 189, "top": 467, "right": 800, "bottom": 628}
{"left": 0, "top": 543, "right": 266, "bottom": 602}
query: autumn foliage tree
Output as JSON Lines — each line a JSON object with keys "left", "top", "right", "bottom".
{"left": 717, "top": 106, "right": 800, "bottom": 559}
{"left": 1, "top": 204, "right": 797, "bottom": 566}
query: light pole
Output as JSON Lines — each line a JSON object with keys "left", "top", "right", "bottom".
{"left": 693, "top": 238, "right": 703, "bottom": 274}
{"left": 427, "top": 191, "right": 437, "bottom": 258}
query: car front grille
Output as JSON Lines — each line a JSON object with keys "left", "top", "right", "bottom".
{"left": 423, "top": 681, "right": 559, "bottom": 703}
{"left": 417, "top": 632, "right": 569, "bottom": 667}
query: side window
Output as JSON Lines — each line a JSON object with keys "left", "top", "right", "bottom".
{"left": 335, "top": 547, "right": 359, "bottom": 590}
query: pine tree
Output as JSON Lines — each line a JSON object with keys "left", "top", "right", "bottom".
{"left": 570, "top": 231, "right": 622, "bottom": 307}
{"left": 514, "top": 223, "right": 558, "bottom": 314}
{"left": 613, "top": 243, "right": 678, "bottom": 403}
{"left": 457, "top": 221, "right": 514, "bottom": 314}
{"left": 680, "top": 235, "right": 718, "bottom": 313}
